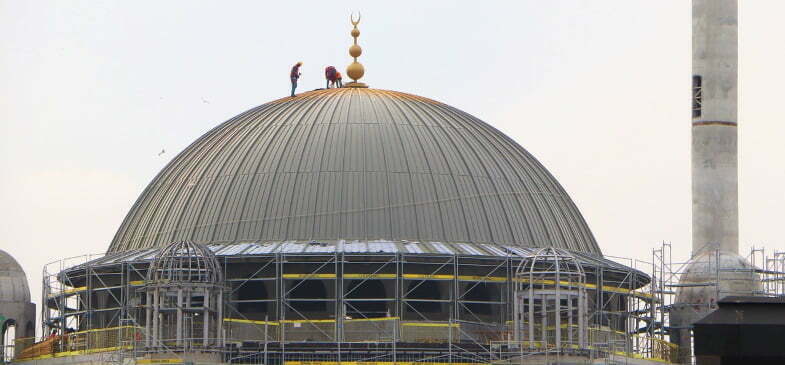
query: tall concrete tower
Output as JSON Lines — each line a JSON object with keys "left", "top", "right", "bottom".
{"left": 671, "top": 0, "right": 760, "bottom": 362}
{"left": 691, "top": 0, "right": 738, "bottom": 255}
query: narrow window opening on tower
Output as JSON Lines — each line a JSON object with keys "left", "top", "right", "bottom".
{"left": 3, "top": 323, "right": 16, "bottom": 363}
{"left": 692, "top": 75, "right": 702, "bottom": 118}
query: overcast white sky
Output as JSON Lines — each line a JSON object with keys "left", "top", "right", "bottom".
{"left": 1, "top": 1, "right": 784, "bottom": 326}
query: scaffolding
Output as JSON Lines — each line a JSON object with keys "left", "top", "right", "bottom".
{"left": 18, "top": 242, "right": 692, "bottom": 364}
{"left": 650, "top": 242, "right": 785, "bottom": 364}
{"left": 753, "top": 247, "right": 785, "bottom": 296}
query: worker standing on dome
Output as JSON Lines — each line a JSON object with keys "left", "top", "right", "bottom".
{"left": 325, "top": 66, "right": 337, "bottom": 88}
{"left": 335, "top": 71, "right": 343, "bottom": 88}
{"left": 290, "top": 62, "right": 302, "bottom": 97}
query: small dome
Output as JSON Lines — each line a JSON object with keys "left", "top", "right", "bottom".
{"left": 147, "top": 241, "right": 222, "bottom": 284}
{"left": 672, "top": 250, "right": 761, "bottom": 326}
{"left": 0, "top": 250, "right": 31, "bottom": 303}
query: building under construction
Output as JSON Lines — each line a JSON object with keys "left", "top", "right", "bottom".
{"left": 13, "top": 22, "right": 680, "bottom": 362}
{"left": 5, "top": 2, "right": 785, "bottom": 365}
{"left": 20, "top": 75, "right": 683, "bottom": 363}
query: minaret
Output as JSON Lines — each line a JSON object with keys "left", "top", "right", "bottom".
{"left": 671, "top": 1, "right": 759, "bottom": 362}
{"left": 691, "top": 0, "right": 738, "bottom": 256}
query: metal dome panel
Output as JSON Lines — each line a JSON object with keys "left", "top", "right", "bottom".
{"left": 109, "top": 88, "right": 600, "bottom": 254}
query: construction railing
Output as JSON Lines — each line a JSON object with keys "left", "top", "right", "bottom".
{"left": 223, "top": 318, "right": 467, "bottom": 345}
{"left": 490, "top": 327, "right": 677, "bottom": 363}
{"left": 12, "top": 337, "right": 35, "bottom": 359}
{"left": 647, "top": 335, "right": 679, "bottom": 363}
{"left": 14, "top": 326, "right": 141, "bottom": 361}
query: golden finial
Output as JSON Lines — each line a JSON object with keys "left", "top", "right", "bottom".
{"left": 345, "top": 12, "right": 368, "bottom": 88}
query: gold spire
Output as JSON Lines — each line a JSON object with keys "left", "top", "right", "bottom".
{"left": 345, "top": 12, "right": 368, "bottom": 88}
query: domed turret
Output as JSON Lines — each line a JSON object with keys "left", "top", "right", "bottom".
{"left": 671, "top": 250, "right": 760, "bottom": 358}
{"left": 0, "top": 250, "right": 36, "bottom": 358}
{"left": 0, "top": 250, "right": 30, "bottom": 304}
{"left": 144, "top": 242, "right": 225, "bottom": 350}
{"left": 147, "top": 241, "right": 223, "bottom": 284}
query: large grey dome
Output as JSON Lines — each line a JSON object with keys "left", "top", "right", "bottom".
{"left": 109, "top": 88, "right": 600, "bottom": 254}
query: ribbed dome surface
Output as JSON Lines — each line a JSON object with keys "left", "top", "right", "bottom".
{"left": 0, "top": 250, "right": 31, "bottom": 303}
{"left": 109, "top": 88, "right": 600, "bottom": 254}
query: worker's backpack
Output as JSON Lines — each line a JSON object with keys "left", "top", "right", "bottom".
{"left": 325, "top": 66, "right": 337, "bottom": 80}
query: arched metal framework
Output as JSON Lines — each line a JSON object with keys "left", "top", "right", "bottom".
{"left": 514, "top": 247, "right": 588, "bottom": 349}
{"left": 144, "top": 241, "right": 225, "bottom": 350}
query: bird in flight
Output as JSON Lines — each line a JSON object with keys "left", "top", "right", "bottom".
{"left": 158, "top": 149, "right": 165, "bottom": 156}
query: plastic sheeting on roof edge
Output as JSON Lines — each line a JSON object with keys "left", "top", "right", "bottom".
{"left": 78, "top": 240, "right": 640, "bottom": 275}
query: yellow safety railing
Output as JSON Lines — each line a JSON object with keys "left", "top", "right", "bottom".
{"left": 14, "top": 321, "right": 676, "bottom": 363}
{"left": 493, "top": 326, "right": 678, "bottom": 363}
{"left": 285, "top": 362, "right": 487, "bottom": 365}
{"left": 15, "top": 326, "right": 141, "bottom": 361}
{"left": 12, "top": 336, "right": 35, "bottom": 358}
{"left": 640, "top": 335, "right": 679, "bottom": 363}
{"left": 223, "top": 317, "right": 466, "bottom": 344}
{"left": 47, "top": 286, "right": 87, "bottom": 298}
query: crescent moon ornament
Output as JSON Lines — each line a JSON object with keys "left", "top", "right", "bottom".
{"left": 350, "top": 12, "right": 361, "bottom": 27}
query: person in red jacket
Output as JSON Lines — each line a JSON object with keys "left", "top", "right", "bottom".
{"left": 335, "top": 71, "right": 343, "bottom": 88}
{"left": 290, "top": 62, "right": 302, "bottom": 97}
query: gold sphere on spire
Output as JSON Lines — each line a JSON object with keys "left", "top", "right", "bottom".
{"left": 345, "top": 12, "right": 367, "bottom": 88}
{"left": 347, "top": 61, "right": 364, "bottom": 81}
{"left": 349, "top": 44, "right": 362, "bottom": 58}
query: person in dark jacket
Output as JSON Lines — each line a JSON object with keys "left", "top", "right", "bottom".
{"left": 290, "top": 62, "right": 302, "bottom": 97}
{"left": 325, "top": 66, "right": 337, "bottom": 88}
